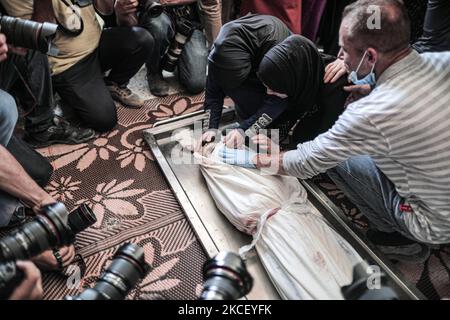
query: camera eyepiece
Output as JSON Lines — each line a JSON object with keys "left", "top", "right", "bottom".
{"left": 141, "top": 0, "right": 164, "bottom": 18}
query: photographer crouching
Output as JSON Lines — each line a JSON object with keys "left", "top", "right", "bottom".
{"left": 0, "top": 33, "right": 77, "bottom": 280}
{"left": 0, "top": 2, "right": 95, "bottom": 148}
{"left": 3, "top": 0, "right": 153, "bottom": 132}
{"left": 114, "top": 0, "right": 221, "bottom": 96}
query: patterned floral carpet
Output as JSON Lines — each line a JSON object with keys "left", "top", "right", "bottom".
{"left": 36, "top": 89, "right": 449, "bottom": 300}
{"left": 39, "top": 93, "right": 207, "bottom": 300}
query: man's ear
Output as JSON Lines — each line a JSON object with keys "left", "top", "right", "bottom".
{"left": 366, "top": 48, "right": 378, "bottom": 64}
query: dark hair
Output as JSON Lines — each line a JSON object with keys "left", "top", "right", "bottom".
{"left": 342, "top": 0, "right": 411, "bottom": 54}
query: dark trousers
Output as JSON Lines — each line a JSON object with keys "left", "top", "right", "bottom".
{"left": 0, "top": 52, "right": 53, "bottom": 186}
{"left": 52, "top": 26, "right": 153, "bottom": 132}
{"left": 0, "top": 51, "right": 54, "bottom": 132}
{"left": 140, "top": 13, "right": 208, "bottom": 94}
{"left": 413, "top": 0, "right": 450, "bottom": 53}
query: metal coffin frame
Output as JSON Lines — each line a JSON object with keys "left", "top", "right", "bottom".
{"left": 143, "top": 108, "right": 426, "bottom": 300}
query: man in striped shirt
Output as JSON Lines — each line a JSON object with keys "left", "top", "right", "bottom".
{"left": 220, "top": 0, "right": 450, "bottom": 262}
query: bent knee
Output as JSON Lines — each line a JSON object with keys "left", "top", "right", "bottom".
{"left": 184, "top": 78, "right": 206, "bottom": 94}
{"left": 84, "top": 103, "right": 117, "bottom": 132}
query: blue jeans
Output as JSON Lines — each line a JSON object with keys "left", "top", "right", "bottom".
{"left": 0, "top": 90, "right": 18, "bottom": 146}
{"left": 327, "top": 156, "right": 415, "bottom": 240}
{"left": 0, "top": 89, "right": 21, "bottom": 227}
{"left": 140, "top": 13, "right": 208, "bottom": 94}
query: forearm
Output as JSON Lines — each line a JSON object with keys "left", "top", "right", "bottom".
{"left": 32, "top": 0, "right": 56, "bottom": 23}
{"left": 0, "top": 145, "right": 53, "bottom": 210}
{"left": 254, "top": 152, "right": 287, "bottom": 176}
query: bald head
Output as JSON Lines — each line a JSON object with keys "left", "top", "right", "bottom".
{"left": 342, "top": 0, "right": 411, "bottom": 55}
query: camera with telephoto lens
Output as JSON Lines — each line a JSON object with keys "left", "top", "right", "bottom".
{"left": 341, "top": 262, "right": 399, "bottom": 300}
{"left": 0, "top": 202, "right": 96, "bottom": 262}
{"left": 66, "top": 243, "right": 149, "bottom": 300}
{"left": 0, "top": 203, "right": 95, "bottom": 299}
{"left": 0, "top": 15, "right": 58, "bottom": 54}
{"left": 161, "top": 17, "right": 194, "bottom": 72}
{"left": 139, "top": 0, "right": 164, "bottom": 18}
{"left": 199, "top": 251, "right": 253, "bottom": 300}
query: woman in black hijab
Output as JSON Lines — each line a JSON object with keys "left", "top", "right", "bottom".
{"left": 257, "top": 34, "right": 349, "bottom": 143}
{"left": 201, "top": 14, "right": 348, "bottom": 149}
{"left": 201, "top": 14, "right": 291, "bottom": 148}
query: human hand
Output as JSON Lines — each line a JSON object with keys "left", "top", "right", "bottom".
{"left": 8, "top": 261, "right": 43, "bottom": 300}
{"left": 218, "top": 147, "right": 257, "bottom": 169}
{"left": 0, "top": 33, "right": 8, "bottom": 62}
{"left": 195, "top": 129, "right": 218, "bottom": 152}
{"left": 31, "top": 245, "right": 76, "bottom": 271}
{"left": 343, "top": 84, "right": 373, "bottom": 102}
{"left": 31, "top": 194, "right": 57, "bottom": 215}
{"left": 324, "top": 58, "right": 347, "bottom": 84}
{"left": 114, "top": 0, "right": 139, "bottom": 15}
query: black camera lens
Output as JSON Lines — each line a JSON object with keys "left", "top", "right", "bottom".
{"left": 0, "top": 15, "right": 58, "bottom": 54}
{"left": 0, "top": 203, "right": 96, "bottom": 262}
{"left": 67, "top": 243, "right": 150, "bottom": 300}
{"left": 161, "top": 18, "right": 194, "bottom": 73}
{"left": 200, "top": 251, "right": 253, "bottom": 300}
{"left": 141, "top": 0, "right": 164, "bottom": 18}
{"left": 67, "top": 204, "right": 97, "bottom": 236}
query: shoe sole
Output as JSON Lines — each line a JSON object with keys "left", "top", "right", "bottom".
{"left": 110, "top": 95, "right": 144, "bottom": 109}
{"left": 377, "top": 244, "right": 431, "bottom": 263}
{"left": 25, "top": 132, "right": 96, "bottom": 148}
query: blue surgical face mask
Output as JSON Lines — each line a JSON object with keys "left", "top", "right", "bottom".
{"left": 348, "top": 50, "right": 376, "bottom": 86}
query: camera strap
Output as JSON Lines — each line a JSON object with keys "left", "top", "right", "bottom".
{"left": 12, "top": 62, "right": 38, "bottom": 117}
{"left": 55, "top": 0, "right": 86, "bottom": 37}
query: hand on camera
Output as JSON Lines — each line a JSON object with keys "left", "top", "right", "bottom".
{"left": 0, "top": 34, "right": 8, "bottom": 62}
{"left": 8, "top": 261, "right": 43, "bottom": 300}
{"left": 31, "top": 194, "right": 57, "bottom": 215}
{"left": 115, "top": 0, "right": 139, "bottom": 15}
{"left": 31, "top": 245, "right": 76, "bottom": 272}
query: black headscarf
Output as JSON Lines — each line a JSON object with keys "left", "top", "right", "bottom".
{"left": 257, "top": 35, "right": 325, "bottom": 113}
{"left": 208, "top": 14, "right": 291, "bottom": 90}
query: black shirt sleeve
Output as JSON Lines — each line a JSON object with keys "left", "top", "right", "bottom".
{"left": 238, "top": 94, "right": 289, "bottom": 132}
{"left": 204, "top": 70, "right": 226, "bottom": 130}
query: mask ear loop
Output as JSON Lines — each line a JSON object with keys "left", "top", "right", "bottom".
{"left": 355, "top": 50, "right": 369, "bottom": 74}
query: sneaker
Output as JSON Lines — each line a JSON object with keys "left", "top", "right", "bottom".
{"left": 107, "top": 82, "right": 145, "bottom": 109}
{"left": 366, "top": 229, "right": 431, "bottom": 263}
{"left": 147, "top": 72, "right": 170, "bottom": 97}
{"left": 24, "top": 116, "right": 96, "bottom": 148}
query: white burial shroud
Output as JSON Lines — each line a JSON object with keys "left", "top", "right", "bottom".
{"left": 174, "top": 129, "right": 363, "bottom": 300}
